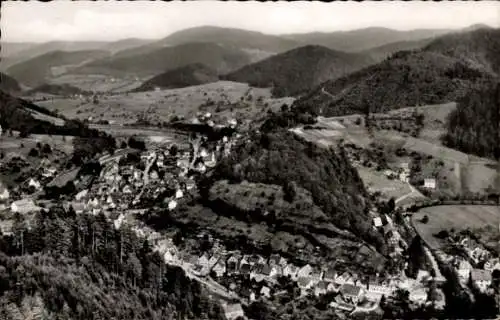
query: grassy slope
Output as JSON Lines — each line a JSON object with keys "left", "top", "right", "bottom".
{"left": 77, "top": 42, "right": 253, "bottom": 77}
{"left": 6, "top": 50, "right": 110, "bottom": 87}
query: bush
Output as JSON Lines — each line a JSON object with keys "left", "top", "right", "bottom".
{"left": 28, "top": 148, "right": 39, "bottom": 157}
{"left": 421, "top": 215, "right": 429, "bottom": 224}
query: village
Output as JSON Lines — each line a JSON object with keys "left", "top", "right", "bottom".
{"left": 0, "top": 113, "right": 499, "bottom": 320}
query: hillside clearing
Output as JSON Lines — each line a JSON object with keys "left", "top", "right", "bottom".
{"left": 412, "top": 205, "right": 500, "bottom": 250}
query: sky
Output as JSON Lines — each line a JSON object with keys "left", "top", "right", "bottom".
{"left": 2, "top": 1, "right": 499, "bottom": 43}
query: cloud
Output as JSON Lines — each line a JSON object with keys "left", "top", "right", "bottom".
{"left": 2, "top": 1, "right": 499, "bottom": 42}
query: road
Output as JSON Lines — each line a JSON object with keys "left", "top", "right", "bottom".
{"left": 395, "top": 182, "right": 425, "bottom": 206}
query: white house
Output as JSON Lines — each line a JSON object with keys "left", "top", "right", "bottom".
{"left": 11, "top": 199, "right": 39, "bottom": 214}
{"left": 212, "top": 259, "right": 226, "bottom": 277}
{"left": 471, "top": 269, "right": 492, "bottom": 293}
{"left": 222, "top": 303, "right": 244, "bottom": 320}
{"left": 373, "top": 217, "right": 383, "bottom": 228}
{"left": 114, "top": 213, "right": 125, "bottom": 230}
{"left": 365, "top": 282, "right": 395, "bottom": 301}
{"left": 340, "top": 284, "right": 364, "bottom": 305}
{"left": 175, "top": 189, "right": 184, "bottom": 199}
{"left": 283, "top": 264, "right": 298, "bottom": 280}
{"left": 75, "top": 189, "right": 88, "bottom": 201}
{"left": 71, "top": 202, "right": 85, "bottom": 214}
{"left": 456, "top": 259, "right": 473, "bottom": 282}
{"left": 409, "top": 287, "right": 428, "bottom": 304}
{"left": 28, "top": 178, "right": 42, "bottom": 190}
{"left": 399, "top": 172, "right": 410, "bottom": 183}
{"left": 0, "top": 184, "right": 10, "bottom": 201}
{"left": 424, "top": 178, "right": 436, "bottom": 189}
{"left": 261, "top": 286, "right": 271, "bottom": 298}
{"left": 168, "top": 200, "right": 177, "bottom": 210}
{"left": 297, "top": 264, "right": 313, "bottom": 278}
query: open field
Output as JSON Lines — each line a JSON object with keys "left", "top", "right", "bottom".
{"left": 0, "top": 134, "right": 74, "bottom": 158}
{"left": 49, "top": 74, "right": 146, "bottom": 93}
{"left": 357, "top": 167, "right": 412, "bottom": 200}
{"left": 35, "top": 81, "right": 295, "bottom": 126}
{"left": 412, "top": 205, "right": 500, "bottom": 250}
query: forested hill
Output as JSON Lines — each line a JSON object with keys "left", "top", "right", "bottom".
{"left": 134, "top": 63, "right": 219, "bottom": 92}
{"left": 442, "top": 82, "right": 500, "bottom": 159}
{"left": 209, "top": 130, "right": 386, "bottom": 252}
{"left": 223, "top": 45, "right": 374, "bottom": 97}
{"left": 292, "top": 28, "right": 499, "bottom": 117}
{"left": 0, "top": 73, "right": 22, "bottom": 94}
{"left": 0, "top": 206, "right": 225, "bottom": 320}
{"left": 423, "top": 27, "right": 500, "bottom": 75}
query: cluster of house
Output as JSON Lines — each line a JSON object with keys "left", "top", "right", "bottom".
{"left": 447, "top": 235, "right": 499, "bottom": 294}
{"left": 190, "top": 111, "right": 238, "bottom": 130}
{"left": 372, "top": 212, "right": 407, "bottom": 256}
{"left": 382, "top": 162, "right": 411, "bottom": 183}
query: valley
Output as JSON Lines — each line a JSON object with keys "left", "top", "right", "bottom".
{"left": 0, "top": 11, "right": 499, "bottom": 320}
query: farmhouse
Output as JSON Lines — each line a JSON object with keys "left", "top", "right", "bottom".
{"left": 340, "top": 284, "right": 364, "bottom": 304}
{"left": 424, "top": 178, "right": 436, "bottom": 189}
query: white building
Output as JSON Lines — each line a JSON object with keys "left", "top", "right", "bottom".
{"left": 168, "top": 200, "right": 177, "bottom": 210}
{"left": 297, "top": 264, "right": 313, "bottom": 278}
{"left": 28, "top": 178, "right": 41, "bottom": 190}
{"left": 471, "top": 269, "right": 492, "bottom": 293}
{"left": 456, "top": 259, "right": 472, "bottom": 282}
{"left": 424, "top": 178, "right": 436, "bottom": 189}
{"left": 0, "top": 184, "right": 10, "bottom": 201}
{"left": 373, "top": 217, "right": 383, "bottom": 228}
{"left": 175, "top": 189, "right": 184, "bottom": 199}
{"left": 11, "top": 199, "right": 40, "bottom": 214}
{"left": 409, "top": 287, "right": 428, "bottom": 304}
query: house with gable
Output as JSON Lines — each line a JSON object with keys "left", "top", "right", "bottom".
{"left": 470, "top": 269, "right": 492, "bottom": 293}
{"left": 297, "top": 264, "right": 313, "bottom": 278}
{"left": 314, "top": 281, "right": 328, "bottom": 297}
{"left": 340, "top": 283, "right": 364, "bottom": 305}
{"left": 283, "top": 264, "right": 298, "bottom": 280}
{"left": 324, "top": 267, "right": 337, "bottom": 282}
{"left": 212, "top": 259, "right": 226, "bottom": 277}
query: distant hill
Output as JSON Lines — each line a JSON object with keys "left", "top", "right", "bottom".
{"left": 159, "top": 25, "right": 300, "bottom": 53}
{"left": 1, "top": 42, "right": 38, "bottom": 57}
{"left": 26, "top": 83, "right": 91, "bottom": 97}
{"left": 134, "top": 63, "right": 219, "bottom": 92}
{"left": 363, "top": 38, "right": 435, "bottom": 62}
{"left": 100, "top": 38, "right": 155, "bottom": 54}
{"left": 0, "top": 72, "right": 22, "bottom": 94}
{"left": 283, "top": 27, "right": 451, "bottom": 52}
{"left": 224, "top": 45, "right": 375, "bottom": 97}
{"left": 1, "top": 40, "right": 110, "bottom": 69}
{"left": 423, "top": 27, "right": 500, "bottom": 75}
{"left": 6, "top": 50, "right": 110, "bottom": 86}
{"left": 77, "top": 42, "right": 253, "bottom": 77}
{"left": 293, "top": 28, "right": 500, "bottom": 117}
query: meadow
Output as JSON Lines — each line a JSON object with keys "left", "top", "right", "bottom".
{"left": 412, "top": 205, "right": 500, "bottom": 250}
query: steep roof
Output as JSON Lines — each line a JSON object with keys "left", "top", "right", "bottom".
{"left": 340, "top": 283, "right": 362, "bottom": 297}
